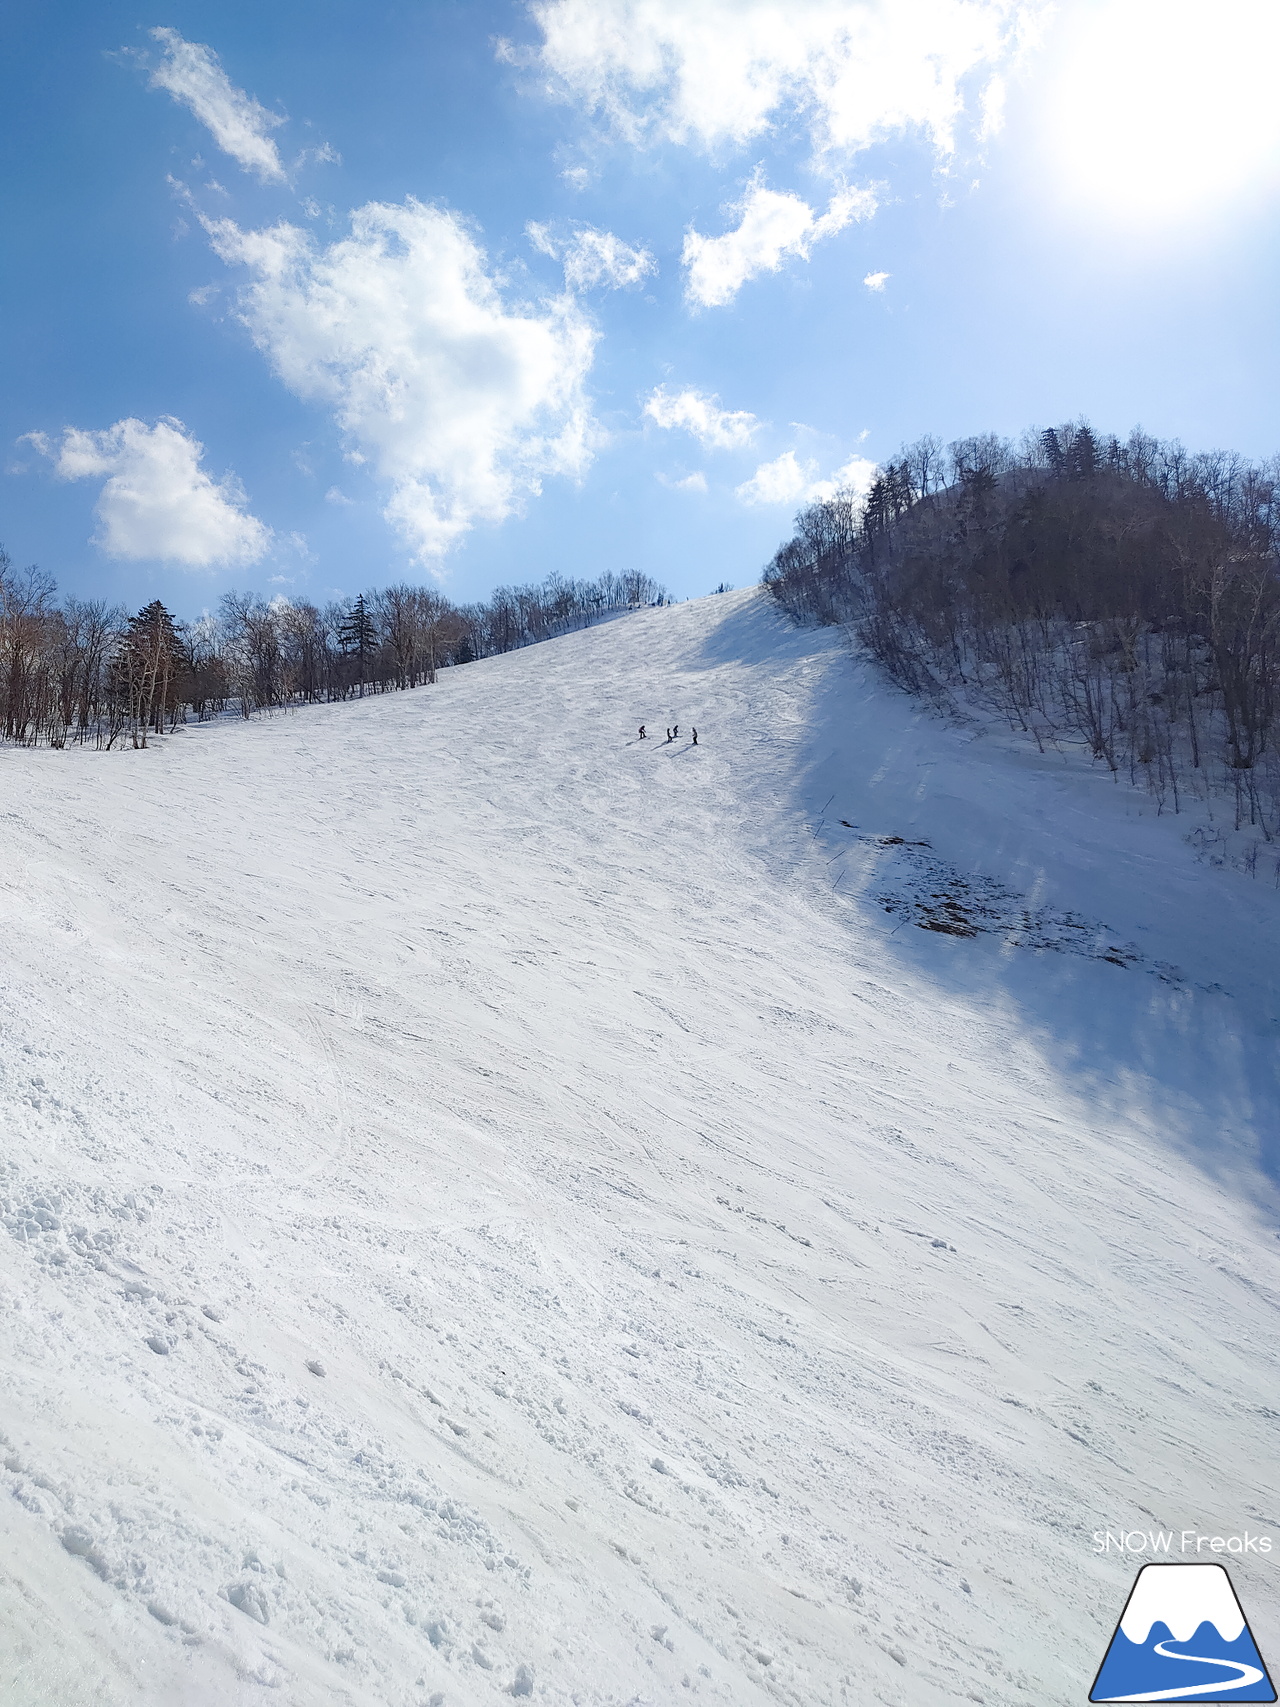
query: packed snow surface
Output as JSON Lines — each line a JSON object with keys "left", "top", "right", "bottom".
{"left": 2, "top": 588, "right": 1279, "bottom": 1707}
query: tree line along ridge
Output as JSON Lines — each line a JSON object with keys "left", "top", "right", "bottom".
{"left": 0, "top": 568, "right": 669, "bottom": 750}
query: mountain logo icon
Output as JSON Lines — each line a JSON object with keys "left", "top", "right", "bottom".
{"left": 1090, "top": 1563, "right": 1276, "bottom": 1701}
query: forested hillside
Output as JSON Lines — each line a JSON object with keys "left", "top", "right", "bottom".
{"left": 764, "top": 424, "right": 1280, "bottom": 858}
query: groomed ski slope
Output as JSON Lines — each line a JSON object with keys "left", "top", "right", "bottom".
{"left": 2, "top": 587, "right": 1279, "bottom": 1707}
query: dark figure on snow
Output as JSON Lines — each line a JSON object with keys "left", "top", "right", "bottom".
{"left": 673, "top": 725, "right": 679, "bottom": 738}
{"left": 666, "top": 727, "right": 673, "bottom": 742}
{"left": 638, "top": 725, "right": 646, "bottom": 739}
{"left": 692, "top": 728, "right": 698, "bottom": 745}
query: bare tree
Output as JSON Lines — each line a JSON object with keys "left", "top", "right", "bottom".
{"left": 763, "top": 420, "right": 1280, "bottom": 854}
{"left": 1, "top": 551, "right": 671, "bottom": 750}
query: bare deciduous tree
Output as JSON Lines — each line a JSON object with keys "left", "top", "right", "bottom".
{"left": 1, "top": 559, "right": 670, "bottom": 751}
{"left": 764, "top": 421, "right": 1280, "bottom": 856}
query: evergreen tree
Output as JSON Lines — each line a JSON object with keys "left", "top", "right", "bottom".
{"left": 862, "top": 475, "right": 891, "bottom": 538}
{"left": 113, "top": 600, "right": 181, "bottom": 747}
{"left": 1039, "top": 428, "right": 1065, "bottom": 475}
{"left": 338, "top": 594, "right": 377, "bottom": 693}
{"left": 885, "top": 460, "right": 916, "bottom": 516}
{"left": 1067, "top": 424, "right": 1098, "bottom": 480}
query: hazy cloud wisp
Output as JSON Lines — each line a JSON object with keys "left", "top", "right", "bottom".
{"left": 643, "top": 385, "right": 758, "bottom": 449}
{"left": 528, "top": 222, "right": 656, "bottom": 291}
{"left": 149, "top": 28, "right": 287, "bottom": 183}
{"left": 736, "top": 447, "right": 878, "bottom": 506}
{"left": 683, "top": 177, "right": 876, "bottom": 307}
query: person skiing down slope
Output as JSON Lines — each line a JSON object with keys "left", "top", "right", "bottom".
{"left": 638, "top": 725, "right": 646, "bottom": 739}
{"left": 692, "top": 728, "right": 698, "bottom": 745}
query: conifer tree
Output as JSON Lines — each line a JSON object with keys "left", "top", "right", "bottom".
{"left": 1040, "top": 428, "right": 1065, "bottom": 475}
{"left": 1068, "top": 424, "right": 1098, "bottom": 480}
{"left": 338, "top": 593, "right": 377, "bottom": 695}
{"left": 114, "top": 600, "right": 181, "bottom": 747}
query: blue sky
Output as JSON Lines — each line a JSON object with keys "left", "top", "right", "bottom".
{"left": 3, "top": 0, "right": 1278, "bottom": 616}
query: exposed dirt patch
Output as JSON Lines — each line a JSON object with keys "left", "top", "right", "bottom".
{"left": 849, "top": 833, "right": 1185, "bottom": 982}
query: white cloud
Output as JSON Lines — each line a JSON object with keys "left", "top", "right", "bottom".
{"left": 33, "top": 417, "right": 271, "bottom": 567}
{"left": 656, "top": 470, "right": 708, "bottom": 492}
{"left": 565, "top": 227, "right": 655, "bottom": 290}
{"left": 528, "top": 221, "right": 655, "bottom": 290}
{"left": 735, "top": 449, "right": 812, "bottom": 505}
{"left": 809, "top": 450, "right": 879, "bottom": 502}
{"left": 863, "top": 269, "right": 890, "bottom": 289}
{"left": 561, "top": 165, "right": 592, "bottom": 190}
{"left": 643, "top": 385, "right": 757, "bottom": 450}
{"left": 296, "top": 142, "right": 341, "bottom": 169}
{"left": 204, "top": 197, "right": 597, "bottom": 562}
{"left": 735, "top": 446, "right": 877, "bottom": 506}
{"left": 526, "top": 221, "right": 559, "bottom": 258}
{"left": 683, "top": 176, "right": 876, "bottom": 307}
{"left": 523, "top": 0, "right": 1037, "bottom": 163}
{"left": 979, "top": 72, "right": 1006, "bottom": 139}
{"left": 149, "top": 29, "right": 287, "bottom": 183}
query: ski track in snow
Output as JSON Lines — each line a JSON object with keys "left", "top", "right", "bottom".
{"left": 1, "top": 588, "right": 1279, "bottom": 1706}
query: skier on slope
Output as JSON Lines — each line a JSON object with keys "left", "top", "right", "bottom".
{"left": 638, "top": 725, "right": 646, "bottom": 739}
{"left": 673, "top": 725, "right": 679, "bottom": 739}
{"left": 692, "top": 728, "right": 698, "bottom": 745}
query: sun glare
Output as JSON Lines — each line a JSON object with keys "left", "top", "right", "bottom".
{"left": 1042, "top": 0, "right": 1280, "bottom": 221}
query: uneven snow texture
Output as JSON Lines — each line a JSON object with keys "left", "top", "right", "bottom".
{"left": 1, "top": 589, "right": 1279, "bottom": 1706}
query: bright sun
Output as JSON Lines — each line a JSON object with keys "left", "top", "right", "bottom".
{"left": 1041, "top": 0, "right": 1280, "bottom": 221}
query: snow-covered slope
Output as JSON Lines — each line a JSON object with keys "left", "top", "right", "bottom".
{"left": 2, "top": 588, "right": 1278, "bottom": 1707}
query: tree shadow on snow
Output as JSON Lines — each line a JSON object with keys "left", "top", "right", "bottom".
{"left": 709, "top": 594, "right": 1280, "bottom": 1214}
{"left": 685, "top": 588, "right": 826, "bottom": 670}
